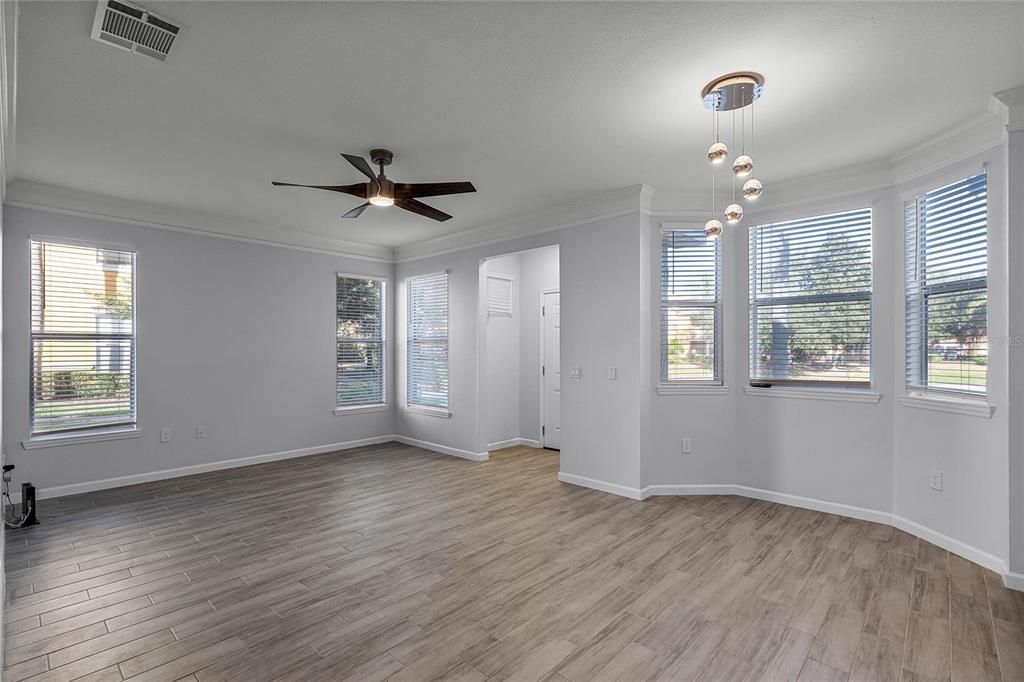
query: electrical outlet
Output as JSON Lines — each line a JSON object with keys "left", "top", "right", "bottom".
{"left": 160, "top": 428, "right": 172, "bottom": 443}
{"left": 681, "top": 438, "right": 692, "bottom": 454}
{"left": 929, "top": 469, "right": 943, "bottom": 491}
{"left": 195, "top": 426, "right": 206, "bottom": 439}
{"left": 607, "top": 367, "right": 617, "bottom": 380}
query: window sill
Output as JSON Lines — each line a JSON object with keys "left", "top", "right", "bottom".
{"left": 657, "top": 384, "right": 729, "bottom": 396}
{"left": 334, "top": 404, "right": 389, "bottom": 416}
{"left": 403, "top": 405, "right": 452, "bottom": 419}
{"left": 744, "top": 385, "right": 882, "bottom": 404}
{"left": 900, "top": 392, "right": 993, "bottom": 418}
{"left": 23, "top": 427, "right": 140, "bottom": 450}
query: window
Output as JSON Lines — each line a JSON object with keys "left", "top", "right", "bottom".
{"left": 407, "top": 272, "right": 449, "bottom": 411}
{"left": 30, "top": 240, "right": 136, "bottom": 436}
{"left": 905, "top": 170, "right": 987, "bottom": 396}
{"left": 661, "top": 227, "right": 722, "bottom": 383}
{"left": 336, "top": 275, "right": 386, "bottom": 408}
{"left": 749, "top": 208, "right": 872, "bottom": 387}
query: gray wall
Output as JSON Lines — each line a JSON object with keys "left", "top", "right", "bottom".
{"left": 2, "top": 205, "right": 395, "bottom": 491}
{"left": 517, "top": 246, "right": 559, "bottom": 443}
{"left": 396, "top": 211, "right": 648, "bottom": 488}
{"left": 482, "top": 254, "right": 519, "bottom": 446}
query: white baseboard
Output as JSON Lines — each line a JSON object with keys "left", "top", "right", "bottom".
{"left": 732, "top": 485, "right": 893, "bottom": 526}
{"left": 892, "top": 514, "right": 1009, "bottom": 576}
{"left": 487, "top": 437, "right": 541, "bottom": 450}
{"left": 8, "top": 434, "right": 489, "bottom": 504}
{"left": 10, "top": 435, "right": 399, "bottom": 503}
{"left": 642, "top": 483, "right": 889, "bottom": 524}
{"left": 557, "top": 472, "right": 644, "bottom": 500}
{"left": 562, "top": 471, "right": 1018, "bottom": 588}
{"left": 393, "top": 435, "right": 489, "bottom": 461}
{"left": 643, "top": 483, "right": 737, "bottom": 497}
{"left": 1004, "top": 572, "right": 1024, "bottom": 591}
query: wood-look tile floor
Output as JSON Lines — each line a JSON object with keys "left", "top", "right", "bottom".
{"left": 4, "top": 443, "right": 1024, "bottom": 682}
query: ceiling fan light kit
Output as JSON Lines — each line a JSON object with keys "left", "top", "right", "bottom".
{"left": 702, "top": 71, "right": 764, "bottom": 238}
{"left": 272, "top": 148, "right": 475, "bottom": 222}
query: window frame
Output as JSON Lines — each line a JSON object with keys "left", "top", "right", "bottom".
{"left": 903, "top": 169, "right": 988, "bottom": 400}
{"left": 334, "top": 272, "right": 388, "bottom": 415}
{"left": 748, "top": 207, "right": 874, "bottom": 390}
{"left": 658, "top": 224, "right": 724, "bottom": 389}
{"left": 405, "top": 271, "right": 450, "bottom": 416}
{"left": 27, "top": 236, "right": 139, "bottom": 443}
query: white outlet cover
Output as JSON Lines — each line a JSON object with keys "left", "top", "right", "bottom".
{"left": 160, "top": 428, "right": 172, "bottom": 443}
{"left": 929, "top": 469, "right": 943, "bottom": 491}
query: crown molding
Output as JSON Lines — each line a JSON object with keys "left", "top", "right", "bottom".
{"left": 890, "top": 111, "right": 1006, "bottom": 185}
{"left": 394, "top": 184, "right": 652, "bottom": 262}
{"left": 4, "top": 179, "right": 395, "bottom": 262}
{"left": 992, "top": 85, "right": 1024, "bottom": 133}
{"left": 639, "top": 183, "right": 655, "bottom": 215}
{"left": 5, "top": 180, "right": 656, "bottom": 266}
{"left": 649, "top": 106, "right": 1007, "bottom": 217}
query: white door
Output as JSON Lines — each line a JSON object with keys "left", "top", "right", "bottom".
{"left": 541, "top": 291, "right": 561, "bottom": 450}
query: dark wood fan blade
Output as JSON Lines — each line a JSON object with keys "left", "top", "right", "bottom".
{"left": 341, "top": 202, "right": 371, "bottom": 219}
{"left": 393, "top": 181, "right": 476, "bottom": 199}
{"left": 341, "top": 154, "right": 377, "bottom": 181}
{"left": 396, "top": 198, "right": 452, "bottom": 222}
{"left": 272, "top": 182, "right": 367, "bottom": 198}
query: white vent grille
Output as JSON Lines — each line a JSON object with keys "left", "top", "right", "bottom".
{"left": 486, "top": 275, "right": 513, "bottom": 319}
{"left": 91, "top": 0, "right": 183, "bottom": 62}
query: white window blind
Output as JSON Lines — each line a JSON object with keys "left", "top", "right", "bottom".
{"left": 486, "top": 275, "right": 513, "bottom": 319}
{"left": 30, "top": 240, "right": 136, "bottom": 436}
{"left": 905, "top": 170, "right": 987, "bottom": 396}
{"left": 661, "top": 228, "right": 722, "bottom": 383}
{"left": 749, "top": 208, "right": 872, "bottom": 386}
{"left": 336, "top": 275, "right": 385, "bottom": 407}
{"left": 407, "top": 272, "right": 449, "bottom": 410}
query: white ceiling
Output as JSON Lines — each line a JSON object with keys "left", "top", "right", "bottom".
{"left": 13, "top": 1, "right": 1024, "bottom": 249}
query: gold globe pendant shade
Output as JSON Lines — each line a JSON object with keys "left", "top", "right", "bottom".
{"left": 724, "top": 203, "right": 744, "bottom": 224}
{"left": 742, "top": 178, "right": 763, "bottom": 200}
{"left": 704, "top": 219, "right": 724, "bottom": 239}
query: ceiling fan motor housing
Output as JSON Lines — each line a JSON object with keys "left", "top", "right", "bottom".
{"left": 369, "top": 148, "right": 393, "bottom": 167}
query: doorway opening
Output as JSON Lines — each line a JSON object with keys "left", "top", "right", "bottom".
{"left": 479, "top": 245, "right": 560, "bottom": 459}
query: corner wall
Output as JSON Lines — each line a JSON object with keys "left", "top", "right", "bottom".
{"left": 644, "top": 147, "right": 1010, "bottom": 573}
{"left": 890, "top": 150, "right": 1010, "bottom": 570}
{"left": 2, "top": 205, "right": 396, "bottom": 495}
{"left": 395, "top": 208, "right": 649, "bottom": 491}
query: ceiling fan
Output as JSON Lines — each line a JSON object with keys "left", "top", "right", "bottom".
{"left": 272, "top": 149, "right": 476, "bottom": 222}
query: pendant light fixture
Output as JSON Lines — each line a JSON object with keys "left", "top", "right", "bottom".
{"left": 702, "top": 72, "right": 764, "bottom": 234}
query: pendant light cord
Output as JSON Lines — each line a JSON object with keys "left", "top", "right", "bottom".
{"left": 741, "top": 106, "right": 746, "bottom": 155}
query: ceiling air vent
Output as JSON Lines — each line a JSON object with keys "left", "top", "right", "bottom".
{"left": 91, "top": 0, "right": 184, "bottom": 62}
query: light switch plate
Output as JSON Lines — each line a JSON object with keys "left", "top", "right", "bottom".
{"left": 570, "top": 367, "right": 582, "bottom": 379}
{"left": 607, "top": 367, "right": 617, "bottom": 380}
